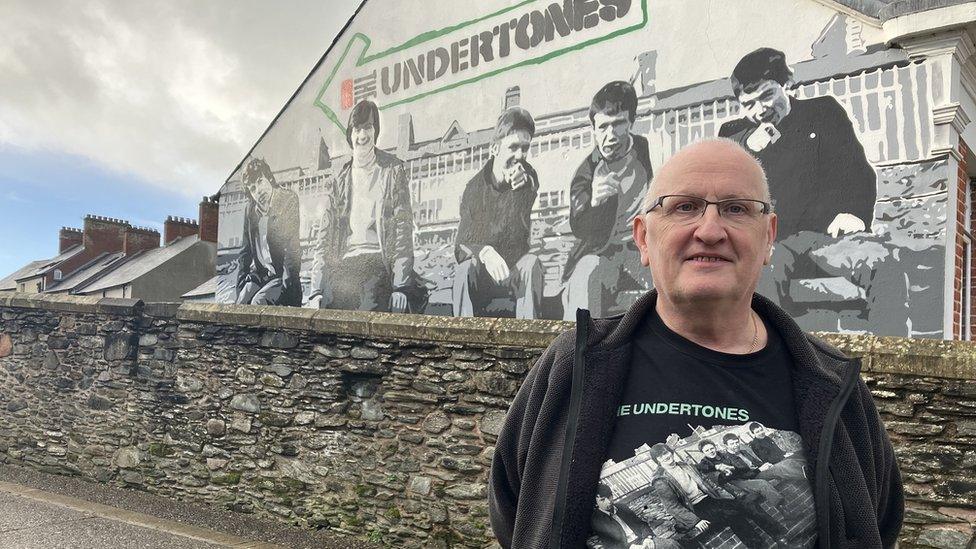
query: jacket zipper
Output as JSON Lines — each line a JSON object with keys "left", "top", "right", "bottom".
{"left": 550, "top": 308, "right": 590, "bottom": 549}
{"left": 815, "top": 357, "right": 862, "bottom": 549}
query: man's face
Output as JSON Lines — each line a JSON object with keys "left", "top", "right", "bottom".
{"left": 701, "top": 444, "right": 717, "bottom": 459}
{"left": 592, "top": 110, "right": 633, "bottom": 161}
{"left": 494, "top": 130, "right": 531, "bottom": 169}
{"left": 634, "top": 142, "right": 777, "bottom": 307}
{"left": 350, "top": 121, "right": 377, "bottom": 153}
{"left": 655, "top": 451, "right": 675, "bottom": 467}
{"left": 751, "top": 427, "right": 766, "bottom": 439}
{"left": 596, "top": 495, "right": 612, "bottom": 513}
{"left": 725, "top": 439, "right": 741, "bottom": 454}
{"left": 246, "top": 174, "right": 274, "bottom": 213}
{"left": 737, "top": 79, "right": 791, "bottom": 126}
{"left": 492, "top": 130, "right": 532, "bottom": 181}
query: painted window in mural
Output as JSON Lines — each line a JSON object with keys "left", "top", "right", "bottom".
{"left": 217, "top": 0, "right": 947, "bottom": 337}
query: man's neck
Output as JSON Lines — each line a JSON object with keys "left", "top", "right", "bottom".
{"left": 655, "top": 294, "right": 765, "bottom": 354}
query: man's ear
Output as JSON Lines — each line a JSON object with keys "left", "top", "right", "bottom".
{"left": 764, "top": 213, "right": 778, "bottom": 265}
{"left": 489, "top": 141, "right": 499, "bottom": 158}
{"left": 633, "top": 215, "right": 651, "bottom": 267}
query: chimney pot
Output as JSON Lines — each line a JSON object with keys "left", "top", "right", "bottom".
{"left": 163, "top": 215, "right": 199, "bottom": 245}
{"left": 58, "top": 226, "right": 84, "bottom": 253}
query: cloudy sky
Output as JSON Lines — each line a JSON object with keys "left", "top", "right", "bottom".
{"left": 0, "top": 0, "right": 361, "bottom": 275}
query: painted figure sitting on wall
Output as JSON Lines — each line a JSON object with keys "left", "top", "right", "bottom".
{"left": 235, "top": 157, "right": 302, "bottom": 307}
{"left": 718, "top": 47, "right": 878, "bottom": 317}
{"left": 453, "top": 106, "right": 543, "bottom": 318}
{"left": 306, "top": 99, "right": 425, "bottom": 313}
{"left": 562, "top": 81, "right": 654, "bottom": 320}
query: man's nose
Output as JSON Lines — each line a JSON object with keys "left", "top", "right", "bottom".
{"left": 692, "top": 204, "right": 729, "bottom": 243}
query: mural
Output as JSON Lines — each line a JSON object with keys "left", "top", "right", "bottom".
{"left": 217, "top": 0, "right": 949, "bottom": 337}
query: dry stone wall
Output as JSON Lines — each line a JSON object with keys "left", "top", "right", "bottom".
{"left": 1, "top": 292, "right": 975, "bottom": 548}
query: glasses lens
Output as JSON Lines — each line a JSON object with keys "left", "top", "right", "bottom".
{"left": 662, "top": 196, "right": 705, "bottom": 220}
{"left": 719, "top": 199, "right": 764, "bottom": 219}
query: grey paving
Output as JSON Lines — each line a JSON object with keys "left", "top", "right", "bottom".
{"left": 0, "top": 492, "right": 223, "bottom": 549}
{"left": 0, "top": 465, "right": 377, "bottom": 549}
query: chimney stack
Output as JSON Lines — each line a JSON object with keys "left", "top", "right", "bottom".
{"left": 397, "top": 113, "right": 415, "bottom": 159}
{"left": 59, "top": 227, "right": 83, "bottom": 253}
{"left": 198, "top": 196, "right": 219, "bottom": 243}
{"left": 83, "top": 215, "right": 130, "bottom": 255}
{"left": 163, "top": 216, "right": 199, "bottom": 245}
{"left": 123, "top": 226, "right": 160, "bottom": 255}
{"left": 504, "top": 86, "right": 521, "bottom": 110}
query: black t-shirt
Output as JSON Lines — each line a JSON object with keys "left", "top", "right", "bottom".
{"left": 588, "top": 308, "right": 817, "bottom": 549}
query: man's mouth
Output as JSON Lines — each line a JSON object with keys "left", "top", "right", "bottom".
{"left": 687, "top": 254, "right": 731, "bottom": 263}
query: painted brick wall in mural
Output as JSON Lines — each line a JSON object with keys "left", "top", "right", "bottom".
{"left": 216, "top": 0, "right": 946, "bottom": 337}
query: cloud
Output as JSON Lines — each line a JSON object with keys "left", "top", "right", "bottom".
{"left": 0, "top": 0, "right": 361, "bottom": 197}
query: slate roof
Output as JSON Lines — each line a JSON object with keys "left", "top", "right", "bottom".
{"left": 44, "top": 252, "right": 125, "bottom": 293}
{"left": 181, "top": 276, "right": 217, "bottom": 299}
{"left": 836, "top": 0, "right": 970, "bottom": 20}
{"left": 13, "top": 245, "right": 85, "bottom": 282}
{"left": 0, "top": 260, "right": 50, "bottom": 291}
{"left": 77, "top": 236, "right": 201, "bottom": 293}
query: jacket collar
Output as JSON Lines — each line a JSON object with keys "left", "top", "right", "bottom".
{"left": 586, "top": 289, "right": 848, "bottom": 385}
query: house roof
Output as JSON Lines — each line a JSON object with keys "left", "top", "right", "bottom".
{"left": 0, "top": 260, "right": 50, "bottom": 291}
{"left": 76, "top": 236, "right": 201, "bottom": 293}
{"left": 181, "top": 275, "right": 217, "bottom": 299}
{"left": 836, "top": 0, "right": 971, "bottom": 20}
{"left": 43, "top": 252, "right": 125, "bottom": 293}
{"left": 14, "top": 245, "right": 85, "bottom": 282}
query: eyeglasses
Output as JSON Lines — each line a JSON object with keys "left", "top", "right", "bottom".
{"left": 645, "top": 195, "right": 771, "bottom": 225}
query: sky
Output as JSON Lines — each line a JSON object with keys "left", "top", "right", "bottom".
{"left": 0, "top": 0, "right": 362, "bottom": 275}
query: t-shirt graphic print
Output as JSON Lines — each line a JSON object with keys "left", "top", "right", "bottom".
{"left": 588, "top": 310, "right": 817, "bottom": 549}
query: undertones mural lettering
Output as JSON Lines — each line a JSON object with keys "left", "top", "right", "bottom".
{"left": 315, "top": 0, "right": 647, "bottom": 131}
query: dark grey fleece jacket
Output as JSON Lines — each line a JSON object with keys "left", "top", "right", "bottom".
{"left": 488, "top": 290, "right": 903, "bottom": 549}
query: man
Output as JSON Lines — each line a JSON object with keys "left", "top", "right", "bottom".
{"left": 718, "top": 47, "right": 878, "bottom": 311}
{"left": 717, "top": 435, "right": 787, "bottom": 510}
{"left": 747, "top": 422, "right": 789, "bottom": 464}
{"left": 745, "top": 421, "right": 808, "bottom": 480}
{"left": 591, "top": 484, "right": 681, "bottom": 549}
{"left": 307, "top": 99, "right": 424, "bottom": 313}
{"left": 649, "top": 444, "right": 786, "bottom": 547}
{"left": 718, "top": 47, "right": 875, "bottom": 240}
{"left": 695, "top": 438, "right": 783, "bottom": 513}
{"left": 235, "top": 157, "right": 302, "bottom": 306}
{"left": 454, "top": 106, "right": 543, "bottom": 319}
{"left": 563, "top": 81, "right": 654, "bottom": 319}
{"left": 488, "top": 139, "right": 902, "bottom": 548}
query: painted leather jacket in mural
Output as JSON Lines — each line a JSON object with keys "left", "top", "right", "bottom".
{"left": 563, "top": 133, "right": 653, "bottom": 281}
{"left": 309, "top": 148, "right": 414, "bottom": 299}
{"left": 236, "top": 188, "right": 302, "bottom": 306}
{"left": 718, "top": 96, "right": 877, "bottom": 238}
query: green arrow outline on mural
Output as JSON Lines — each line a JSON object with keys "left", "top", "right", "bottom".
{"left": 314, "top": 0, "right": 649, "bottom": 132}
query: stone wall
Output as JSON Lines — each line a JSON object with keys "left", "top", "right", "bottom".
{"left": 0, "top": 292, "right": 975, "bottom": 548}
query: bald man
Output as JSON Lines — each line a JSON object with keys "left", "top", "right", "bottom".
{"left": 489, "top": 139, "right": 903, "bottom": 549}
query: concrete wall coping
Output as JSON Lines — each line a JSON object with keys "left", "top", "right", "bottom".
{"left": 3, "top": 292, "right": 976, "bottom": 379}
{"left": 175, "top": 301, "right": 573, "bottom": 348}
{"left": 0, "top": 292, "right": 143, "bottom": 315}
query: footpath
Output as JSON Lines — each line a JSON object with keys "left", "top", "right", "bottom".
{"left": 0, "top": 465, "right": 375, "bottom": 549}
